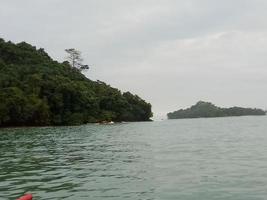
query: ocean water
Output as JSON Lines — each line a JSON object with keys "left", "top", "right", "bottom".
{"left": 0, "top": 116, "right": 267, "bottom": 200}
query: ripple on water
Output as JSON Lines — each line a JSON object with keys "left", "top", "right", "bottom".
{"left": 1, "top": 117, "right": 267, "bottom": 200}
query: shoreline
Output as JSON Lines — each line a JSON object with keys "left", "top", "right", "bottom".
{"left": 167, "top": 114, "right": 267, "bottom": 120}
{"left": 0, "top": 120, "right": 154, "bottom": 129}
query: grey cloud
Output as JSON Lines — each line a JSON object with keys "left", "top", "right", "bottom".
{"left": 1, "top": 0, "right": 267, "bottom": 118}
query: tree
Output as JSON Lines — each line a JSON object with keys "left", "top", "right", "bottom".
{"left": 167, "top": 101, "right": 266, "bottom": 119}
{"left": 0, "top": 38, "right": 153, "bottom": 126}
{"left": 65, "top": 48, "right": 89, "bottom": 71}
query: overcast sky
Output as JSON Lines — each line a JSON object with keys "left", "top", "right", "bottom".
{"left": 1, "top": 0, "right": 267, "bottom": 118}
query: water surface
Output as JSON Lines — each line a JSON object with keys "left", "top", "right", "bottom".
{"left": 1, "top": 116, "right": 267, "bottom": 200}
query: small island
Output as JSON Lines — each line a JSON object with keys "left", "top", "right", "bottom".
{"left": 167, "top": 101, "right": 266, "bottom": 119}
{"left": 0, "top": 38, "right": 153, "bottom": 127}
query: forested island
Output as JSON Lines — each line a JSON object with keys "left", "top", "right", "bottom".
{"left": 167, "top": 101, "right": 266, "bottom": 119}
{"left": 0, "top": 38, "right": 152, "bottom": 127}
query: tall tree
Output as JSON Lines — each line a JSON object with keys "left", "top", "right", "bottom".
{"left": 65, "top": 48, "right": 89, "bottom": 71}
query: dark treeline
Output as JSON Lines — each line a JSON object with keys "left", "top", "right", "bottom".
{"left": 0, "top": 38, "right": 152, "bottom": 126}
{"left": 168, "top": 101, "right": 266, "bottom": 119}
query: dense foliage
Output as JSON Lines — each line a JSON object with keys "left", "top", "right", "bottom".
{"left": 0, "top": 38, "right": 152, "bottom": 126}
{"left": 167, "top": 101, "right": 266, "bottom": 119}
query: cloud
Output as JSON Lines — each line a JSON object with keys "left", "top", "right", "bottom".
{"left": 1, "top": 0, "right": 267, "bottom": 117}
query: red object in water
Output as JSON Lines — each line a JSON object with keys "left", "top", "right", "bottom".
{"left": 17, "top": 194, "right": 33, "bottom": 200}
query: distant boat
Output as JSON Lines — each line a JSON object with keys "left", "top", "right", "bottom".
{"left": 99, "top": 121, "right": 115, "bottom": 125}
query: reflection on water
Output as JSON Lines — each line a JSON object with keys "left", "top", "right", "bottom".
{"left": 1, "top": 116, "right": 267, "bottom": 200}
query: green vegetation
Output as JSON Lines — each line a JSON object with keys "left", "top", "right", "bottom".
{"left": 65, "top": 48, "right": 89, "bottom": 71}
{"left": 0, "top": 38, "right": 152, "bottom": 126}
{"left": 167, "top": 101, "right": 266, "bottom": 119}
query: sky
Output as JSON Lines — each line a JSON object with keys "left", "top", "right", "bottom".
{"left": 1, "top": 0, "right": 267, "bottom": 118}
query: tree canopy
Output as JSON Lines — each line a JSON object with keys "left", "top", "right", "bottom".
{"left": 65, "top": 48, "right": 89, "bottom": 71}
{"left": 0, "top": 38, "right": 152, "bottom": 126}
{"left": 167, "top": 101, "right": 266, "bottom": 119}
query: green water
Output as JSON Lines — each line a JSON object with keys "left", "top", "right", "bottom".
{"left": 1, "top": 116, "right": 267, "bottom": 200}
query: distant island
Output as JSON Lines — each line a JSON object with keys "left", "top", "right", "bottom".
{"left": 167, "top": 101, "right": 266, "bottom": 119}
{"left": 0, "top": 38, "right": 152, "bottom": 127}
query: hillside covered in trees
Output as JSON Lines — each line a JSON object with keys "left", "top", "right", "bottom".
{"left": 167, "top": 101, "right": 266, "bottom": 119}
{"left": 0, "top": 38, "right": 152, "bottom": 126}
